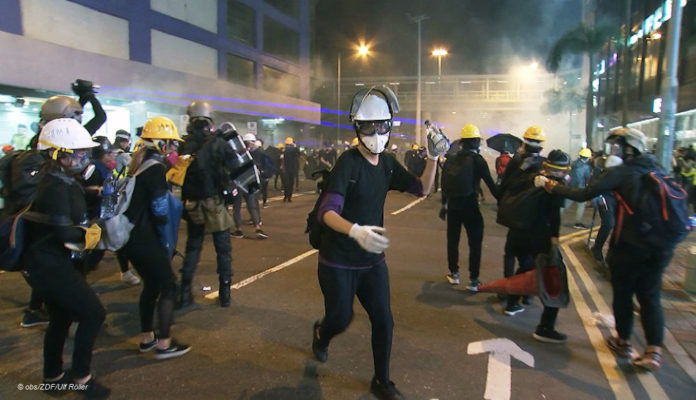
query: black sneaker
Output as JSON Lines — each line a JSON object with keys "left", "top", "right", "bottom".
{"left": 74, "top": 377, "right": 111, "bottom": 399}
{"left": 155, "top": 339, "right": 191, "bottom": 360}
{"left": 606, "top": 336, "right": 633, "bottom": 358}
{"left": 42, "top": 371, "right": 71, "bottom": 393}
{"left": 369, "top": 376, "right": 405, "bottom": 400}
{"left": 262, "top": 202, "right": 268, "bottom": 208}
{"left": 503, "top": 304, "right": 525, "bottom": 316}
{"left": 311, "top": 321, "right": 328, "bottom": 362}
{"left": 256, "top": 229, "right": 268, "bottom": 239}
{"left": 139, "top": 336, "right": 158, "bottom": 353}
{"left": 573, "top": 223, "right": 588, "bottom": 229}
{"left": 230, "top": 230, "right": 244, "bottom": 239}
{"left": 533, "top": 327, "right": 568, "bottom": 344}
{"left": 21, "top": 308, "right": 49, "bottom": 328}
{"left": 521, "top": 295, "right": 533, "bottom": 305}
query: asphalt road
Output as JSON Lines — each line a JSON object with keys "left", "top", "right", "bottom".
{"left": 0, "top": 181, "right": 693, "bottom": 399}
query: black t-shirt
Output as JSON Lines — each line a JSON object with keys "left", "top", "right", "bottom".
{"left": 319, "top": 148, "right": 417, "bottom": 267}
{"left": 125, "top": 160, "right": 168, "bottom": 246}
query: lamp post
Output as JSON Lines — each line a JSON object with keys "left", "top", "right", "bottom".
{"left": 337, "top": 43, "right": 370, "bottom": 144}
{"left": 410, "top": 14, "right": 429, "bottom": 146}
{"left": 432, "top": 48, "right": 448, "bottom": 77}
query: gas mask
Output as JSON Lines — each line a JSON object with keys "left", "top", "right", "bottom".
{"left": 604, "top": 142, "right": 625, "bottom": 168}
{"left": 63, "top": 150, "right": 92, "bottom": 177}
{"left": 355, "top": 120, "right": 391, "bottom": 154}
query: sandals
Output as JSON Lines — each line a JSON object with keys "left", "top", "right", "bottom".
{"left": 632, "top": 346, "right": 662, "bottom": 371}
{"left": 606, "top": 336, "right": 633, "bottom": 359}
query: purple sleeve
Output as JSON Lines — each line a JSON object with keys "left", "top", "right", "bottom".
{"left": 317, "top": 191, "right": 345, "bottom": 223}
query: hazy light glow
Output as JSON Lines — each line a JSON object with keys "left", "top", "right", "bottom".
{"left": 432, "top": 48, "right": 448, "bottom": 57}
{"left": 357, "top": 43, "right": 370, "bottom": 57}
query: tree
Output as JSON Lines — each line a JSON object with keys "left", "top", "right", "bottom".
{"left": 547, "top": 23, "right": 618, "bottom": 148}
{"left": 542, "top": 81, "right": 585, "bottom": 152}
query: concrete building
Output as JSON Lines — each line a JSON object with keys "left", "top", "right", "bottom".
{"left": 0, "top": 0, "right": 319, "bottom": 148}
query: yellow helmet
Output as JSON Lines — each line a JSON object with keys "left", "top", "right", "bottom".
{"left": 277, "top": 143, "right": 285, "bottom": 149}
{"left": 285, "top": 136, "right": 294, "bottom": 145}
{"left": 141, "top": 116, "right": 183, "bottom": 141}
{"left": 351, "top": 137, "right": 359, "bottom": 147}
{"left": 412, "top": 144, "right": 419, "bottom": 150}
{"left": 579, "top": 148, "right": 592, "bottom": 158}
{"left": 523, "top": 125, "right": 547, "bottom": 142}
{"left": 460, "top": 124, "right": 481, "bottom": 139}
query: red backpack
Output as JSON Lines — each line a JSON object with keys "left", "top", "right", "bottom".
{"left": 496, "top": 153, "right": 511, "bottom": 176}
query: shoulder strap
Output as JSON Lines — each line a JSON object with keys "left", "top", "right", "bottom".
{"left": 133, "top": 159, "right": 161, "bottom": 177}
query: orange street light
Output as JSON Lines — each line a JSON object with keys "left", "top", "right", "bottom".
{"left": 432, "top": 48, "right": 448, "bottom": 76}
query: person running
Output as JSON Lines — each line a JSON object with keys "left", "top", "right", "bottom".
{"left": 22, "top": 118, "right": 109, "bottom": 397}
{"left": 311, "top": 85, "right": 443, "bottom": 400}
{"left": 122, "top": 116, "right": 190, "bottom": 360}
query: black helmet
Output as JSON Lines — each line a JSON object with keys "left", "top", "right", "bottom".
{"left": 542, "top": 149, "right": 570, "bottom": 178}
{"left": 91, "top": 136, "right": 113, "bottom": 160}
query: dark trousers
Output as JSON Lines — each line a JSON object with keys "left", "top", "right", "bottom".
{"left": 504, "top": 229, "right": 559, "bottom": 330}
{"left": 593, "top": 201, "right": 615, "bottom": 253}
{"left": 181, "top": 220, "right": 232, "bottom": 282}
{"left": 123, "top": 241, "right": 177, "bottom": 338}
{"left": 316, "top": 261, "right": 394, "bottom": 383}
{"left": 283, "top": 170, "right": 296, "bottom": 199}
{"left": 607, "top": 244, "right": 673, "bottom": 346}
{"left": 446, "top": 196, "right": 484, "bottom": 280}
{"left": 85, "top": 250, "right": 129, "bottom": 273}
{"left": 260, "top": 179, "right": 269, "bottom": 204}
{"left": 25, "top": 254, "right": 105, "bottom": 379}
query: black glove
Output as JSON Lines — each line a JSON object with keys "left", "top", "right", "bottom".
{"left": 71, "top": 79, "right": 98, "bottom": 98}
{"left": 439, "top": 205, "right": 447, "bottom": 221}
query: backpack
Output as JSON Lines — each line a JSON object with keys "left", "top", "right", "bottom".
{"left": 613, "top": 169, "right": 692, "bottom": 249}
{"left": 96, "top": 159, "right": 160, "bottom": 251}
{"left": 305, "top": 169, "right": 331, "bottom": 249}
{"left": 496, "top": 153, "right": 511, "bottom": 176}
{"left": 441, "top": 151, "right": 475, "bottom": 198}
{"left": 496, "top": 173, "right": 545, "bottom": 230}
{"left": 0, "top": 150, "right": 45, "bottom": 212}
{"left": 0, "top": 206, "right": 59, "bottom": 271}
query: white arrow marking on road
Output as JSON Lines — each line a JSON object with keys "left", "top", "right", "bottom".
{"left": 467, "top": 338, "right": 534, "bottom": 400}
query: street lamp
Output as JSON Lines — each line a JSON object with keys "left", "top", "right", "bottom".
{"left": 410, "top": 14, "right": 429, "bottom": 146}
{"left": 432, "top": 48, "right": 448, "bottom": 77}
{"left": 337, "top": 42, "right": 371, "bottom": 143}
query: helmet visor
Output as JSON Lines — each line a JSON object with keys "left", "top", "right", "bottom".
{"left": 355, "top": 120, "right": 391, "bottom": 136}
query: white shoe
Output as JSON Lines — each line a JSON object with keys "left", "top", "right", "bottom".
{"left": 121, "top": 270, "right": 141, "bottom": 285}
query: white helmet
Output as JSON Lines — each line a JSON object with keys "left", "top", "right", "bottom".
{"left": 349, "top": 85, "right": 400, "bottom": 121}
{"left": 243, "top": 133, "right": 257, "bottom": 142}
{"left": 38, "top": 118, "right": 98, "bottom": 152}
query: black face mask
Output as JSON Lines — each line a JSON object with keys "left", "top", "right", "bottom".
{"left": 187, "top": 118, "right": 213, "bottom": 135}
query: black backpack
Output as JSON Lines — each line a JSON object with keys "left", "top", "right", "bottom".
{"left": 614, "top": 169, "right": 692, "bottom": 249}
{"left": 305, "top": 169, "right": 331, "bottom": 249}
{"left": 441, "top": 151, "right": 475, "bottom": 198}
{"left": 496, "top": 172, "right": 546, "bottom": 230}
{"left": 0, "top": 150, "right": 46, "bottom": 213}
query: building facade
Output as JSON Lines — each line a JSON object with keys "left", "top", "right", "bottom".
{"left": 0, "top": 0, "right": 319, "bottom": 148}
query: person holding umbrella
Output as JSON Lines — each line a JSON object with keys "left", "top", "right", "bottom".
{"left": 487, "top": 133, "right": 522, "bottom": 184}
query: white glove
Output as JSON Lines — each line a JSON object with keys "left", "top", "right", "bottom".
{"left": 426, "top": 127, "right": 450, "bottom": 160}
{"left": 348, "top": 224, "right": 390, "bottom": 254}
{"left": 534, "top": 175, "right": 549, "bottom": 188}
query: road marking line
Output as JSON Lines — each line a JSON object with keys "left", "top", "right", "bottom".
{"left": 391, "top": 196, "right": 426, "bottom": 215}
{"left": 560, "top": 243, "right": 635, "bottom": 400}
{"left": 564, "top": 240, "right": 670, "bottom": 399}
{"left": 205, "top": 249, "right": 318, "bottom": 299}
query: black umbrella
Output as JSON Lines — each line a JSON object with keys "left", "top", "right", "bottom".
{"left": 486, "top": 133, "right": 522, "bottom": 154}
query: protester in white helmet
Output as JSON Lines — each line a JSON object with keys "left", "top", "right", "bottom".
{"left": 311, "top": 85, "right": 447, "bottom": 400}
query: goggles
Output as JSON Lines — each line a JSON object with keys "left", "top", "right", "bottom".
{"left": 604, "top": 142, "right": 622, "bottom": 157}
{"left": 354, "top": 120, "right": 392, "bottom": 136}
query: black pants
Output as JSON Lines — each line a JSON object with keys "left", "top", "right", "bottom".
{"left": 607, "top": 243, "right": 673, "bottom": 346}
{"left": 123, "top": 241, "right": 177, "bottom": 338}
{"left": 316, "top": 261, "right": 394, "bottom": 383}
{"left": 180, "top": 219, "right": 232, "bottom": 282}
{"left": 260, "top": 178, "right": 269, "bottom": 204}
{"left": 25, "top": 253, "right": 105, "bottom": 380}
{"left": 446, "top": 196, "right": 484, "bottom": 280}
{"left": 504, "top": 229, "right": 559, "bottom": 330}
{"left": 593, "top": 200, "right": 615, "bottom": 253}
{"left": 85, "top": 250, "right": 129, "bottom": 273}
{"left": 283, "top": 170, "right": 296, "bottom": 199}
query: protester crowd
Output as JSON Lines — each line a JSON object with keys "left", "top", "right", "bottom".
{"left": 0, "top": 80, "right": 688, "bottom": 400}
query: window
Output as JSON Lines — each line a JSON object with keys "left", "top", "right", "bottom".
{"left": 227, "top": 54, "right": 256, "bottom": 87}
{"left": 227, "top": 0, "right": 255, "bottom": 46}
{"left": 263, "top": 17, "right": 299, "bottom": 63}
{"left": 263, "top": 65, "right": 299, "bottom": 98}
{"left": 265, "top": 0, "right": 299, "bottom": 18}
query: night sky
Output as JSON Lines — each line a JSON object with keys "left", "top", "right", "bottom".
{"left": 314, "top": 0, "right": 585, "bottom": 79}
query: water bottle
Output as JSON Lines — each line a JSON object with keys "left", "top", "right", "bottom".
{"left": 100, "top": 176, "right": 117, "bottom": 219}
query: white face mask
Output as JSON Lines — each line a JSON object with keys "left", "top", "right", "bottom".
{"left": 359, "top": 134, "right": 389, "bottom": 154}
{"left": 605, "top": 155, "right": 624, "bottom": 168}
